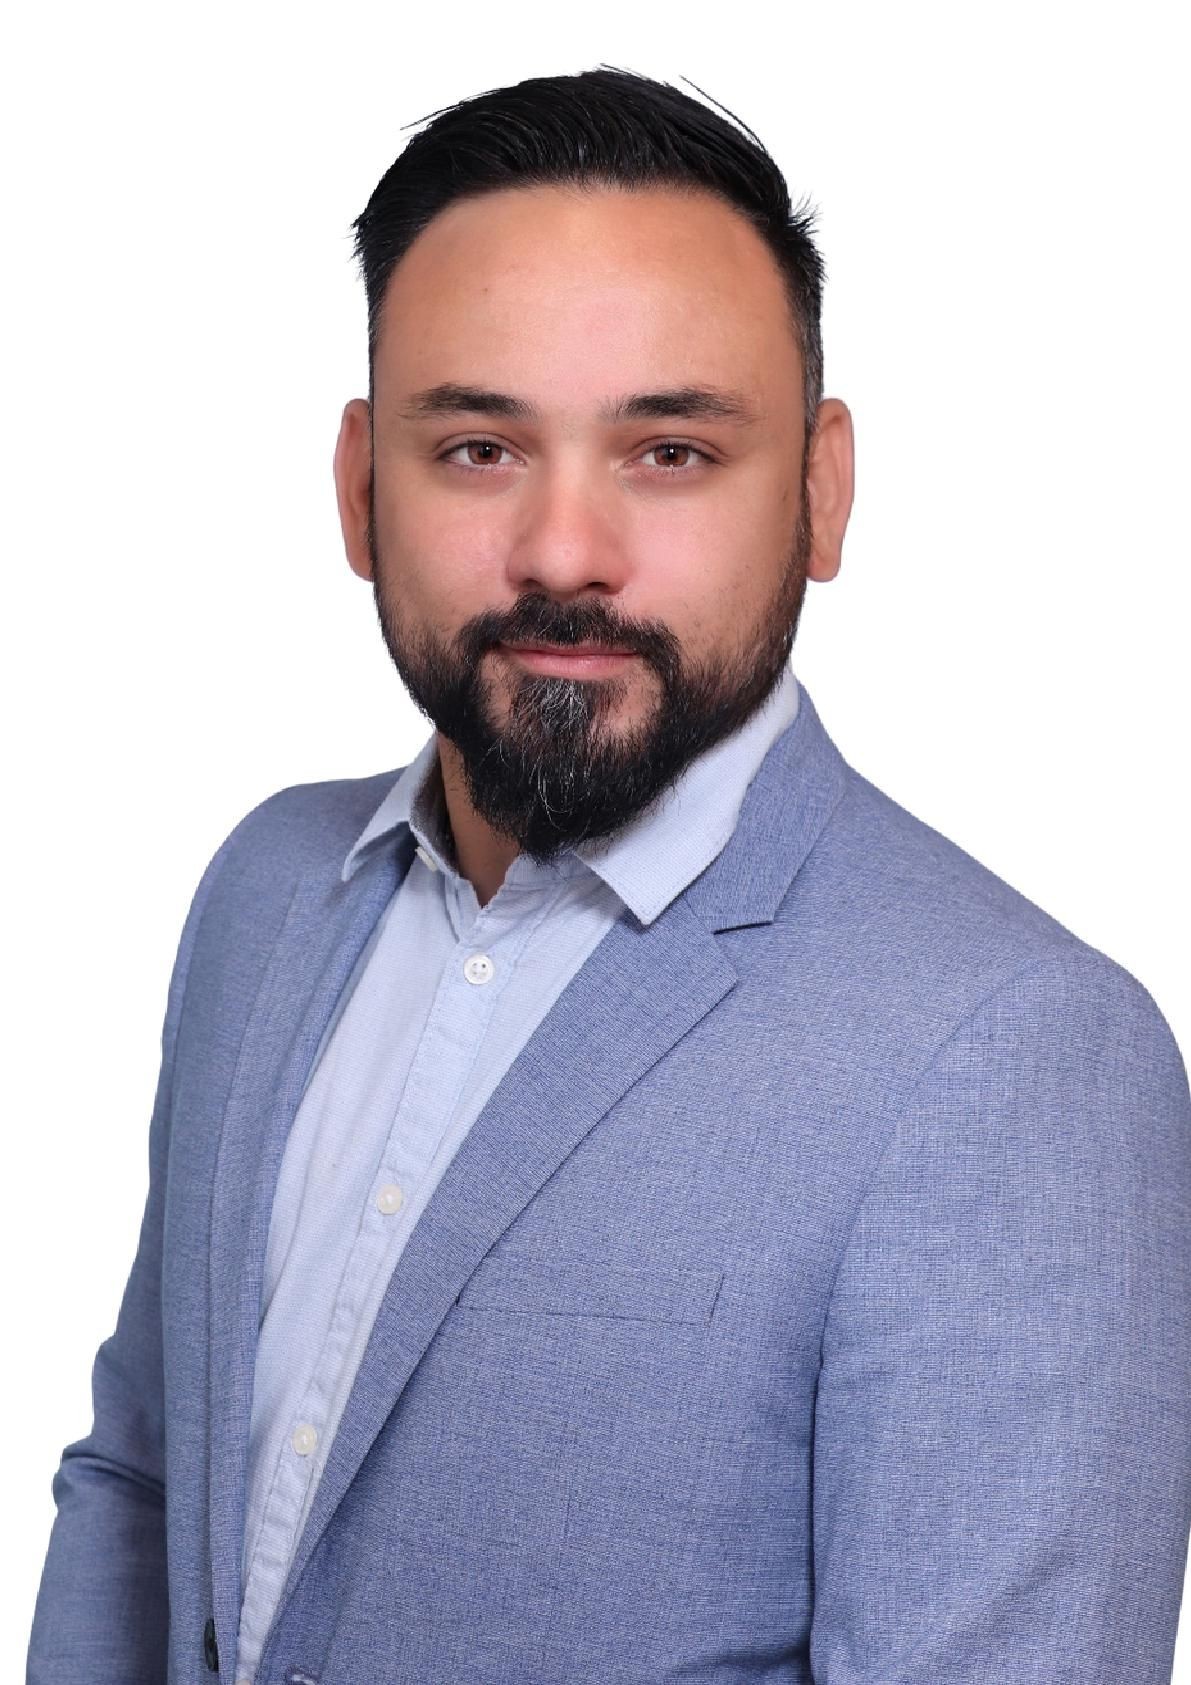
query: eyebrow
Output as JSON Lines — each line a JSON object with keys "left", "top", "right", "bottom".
{"left": 396, "top": 382, "right": 760, "bottom": 428}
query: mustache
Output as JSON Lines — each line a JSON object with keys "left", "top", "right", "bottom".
{"left": 458, "top": 595, "right": 682, "bottom": 675}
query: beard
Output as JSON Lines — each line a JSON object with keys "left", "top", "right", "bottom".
{"left": 367, "top": 475, "right": 812, "bottom": 865}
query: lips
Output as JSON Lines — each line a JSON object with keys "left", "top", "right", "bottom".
{"left": 498, "top": 642, "right": 638, "bottom": 676}
{"left": 502, "top": 641, "right": 634, "bottom": 655}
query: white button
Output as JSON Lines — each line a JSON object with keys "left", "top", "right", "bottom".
{"left": 290, "top": 1422, "right": 318, "bottom": 1456}
{"left": 463, "top": 952, "right": 495, "bottom": 985}
{"left": 376, "top": 1182, "right": 404, "bottom": 1215}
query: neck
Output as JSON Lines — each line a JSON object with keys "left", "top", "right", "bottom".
{"left": 435, "top": 734, "right": 520, "bottom": 908}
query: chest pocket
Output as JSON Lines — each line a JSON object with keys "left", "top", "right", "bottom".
{"left": 454, "top": 1246, "right": 724, "bottom": 1326}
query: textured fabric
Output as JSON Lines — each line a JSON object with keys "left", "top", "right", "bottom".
{"left": 26, "top": 678, "right": 1191, "bottom": 1685}
{"left": 235, "top": 668, "right": 799, "bottom": 1682}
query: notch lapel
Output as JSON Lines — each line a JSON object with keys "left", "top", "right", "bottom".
{"left": 206, "top": 835, "right": 412, "bottom": 1681}
{"left": 275, "top": 890, "right": 738, "bottom": 1615}
{"left": 208, "top": 679, "right": 849, "bottom": 1666}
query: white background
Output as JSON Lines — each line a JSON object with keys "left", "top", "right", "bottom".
{"left": 5, "top": 1, "right": 1188, "bottom": 1675}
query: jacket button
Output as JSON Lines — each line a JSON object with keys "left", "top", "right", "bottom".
{"left": 203, "top": 1616, "right": 220, "bottom": 1672}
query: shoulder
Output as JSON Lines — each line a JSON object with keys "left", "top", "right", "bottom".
{"left": 151, "top": 766, "right": 405, "bottom": 1064}
{"left": 226, "top": 766, "right": 405, "bottom": 871}
{"left": 184, "top": 764, "right": 406, "bottom": 928}
{"left": 230, "top": 765, "right": 403, "bottom": 868}
{"left": 811, "top": 774, "right": 1190, "bottom": 1374}
{"left": 773, "top": 759, "right": 1184, "bottom": 1080}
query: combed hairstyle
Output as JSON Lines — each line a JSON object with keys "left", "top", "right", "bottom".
{"left": 350, "top": 65, "right": 826, "bottom": 445}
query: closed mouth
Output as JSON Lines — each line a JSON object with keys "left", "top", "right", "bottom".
{"left": 501, "top": 642, "right": 635, "bottom": 656}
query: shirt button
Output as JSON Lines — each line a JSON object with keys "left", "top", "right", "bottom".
{"left": 463, "top": 952, "right": 495, "bottom": 985}
{"left": 376, "top": 1182, "right": 404, "bottom": 1215}
{"left": 291, "top": 1422, "right": 318, "bottom": 1456}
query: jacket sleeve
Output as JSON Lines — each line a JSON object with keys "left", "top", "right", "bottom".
{"left": 809, "top": 949, "right": 1191, "bottom": 1685}
{"left": 26, "top": 822, "right": 241, "bottom": 1685}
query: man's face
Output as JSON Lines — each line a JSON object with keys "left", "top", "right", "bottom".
{"left": 340, "top": 183, "right": 841, "bottom": 863}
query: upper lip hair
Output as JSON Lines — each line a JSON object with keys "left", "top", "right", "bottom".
{"left": 502, "top": 640, "right": 634, "bottom": 655}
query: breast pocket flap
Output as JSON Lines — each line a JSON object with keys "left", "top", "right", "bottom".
{"left": 455, "top": 1249, "right": 723, "bottom": 1326}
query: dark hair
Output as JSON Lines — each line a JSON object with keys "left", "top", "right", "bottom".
{"left": 350, "top": 66, "right": 826, "bottom": 444}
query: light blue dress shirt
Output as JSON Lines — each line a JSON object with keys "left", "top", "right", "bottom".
{"left": 233, "top": 664, "right": 800, "bottom": 1682}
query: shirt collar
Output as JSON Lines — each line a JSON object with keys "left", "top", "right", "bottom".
{"left": 341, "top": 664, "right": 801, "bottom": 924}
{"left": 572, "top": 664, "right": 799, "bottom": 923}
{"left": 340, "top": 730, "right": 457, "bottom": 885}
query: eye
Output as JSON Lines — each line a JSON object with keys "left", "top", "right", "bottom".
{"left": 639, "top": 440, "right": 713, "bottom": 473}
{"left": 436, "top": 437, "right": 714, "bottom": 474}
{"left": 439, "top": 439, "right": 516, "bottom": 471}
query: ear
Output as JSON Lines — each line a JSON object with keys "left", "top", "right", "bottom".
{"left": 333, "top": 397, "right": 374, "bottom": 581}
{"left": 805, "top": 398, "right": 854, "bottom": 583}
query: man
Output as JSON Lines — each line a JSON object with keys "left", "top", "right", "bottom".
{"left": 27, "top": 64, "right": 1191, "bottom": 1685}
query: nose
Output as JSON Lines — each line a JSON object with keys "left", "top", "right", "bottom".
{"left": 503, "top": 457, "right": 631, "bottom": 601}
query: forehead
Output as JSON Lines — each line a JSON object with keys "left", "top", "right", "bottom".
{"left": 373, "top": 183, "right": 801, "bottom": 414}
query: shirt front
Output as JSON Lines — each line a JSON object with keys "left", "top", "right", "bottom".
{"left": 233, "top": 664, "right": 801, "bottom": 1684}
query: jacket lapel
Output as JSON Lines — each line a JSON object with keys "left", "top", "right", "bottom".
{"left": 276, "top": 892, "right": 739, "bottom": 1611}
{"left": 274, "top": 681, "right": 849, "bottom": 1616}
{"left": 206, "top": 832, "right": 414, "bottom": 1678}
{"left": 207, "top": 680, "right": 849, "bottom": 1664}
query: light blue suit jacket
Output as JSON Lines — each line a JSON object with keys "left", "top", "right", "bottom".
{"left": 27, "top": 683, "right": 1191, "bottom": 1684}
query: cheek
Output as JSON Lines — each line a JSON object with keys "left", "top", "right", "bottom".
{"left": 689, "top": 487, "right": 801, "bottom": 624}
{"left": 378, "top": 490, "right": 508, "bottom": 614}
{"left": 627, "top": 516, "right": 774, "bottom": 638}
{"left": 382, "top": 478, "right": 496, "bottom": 557}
